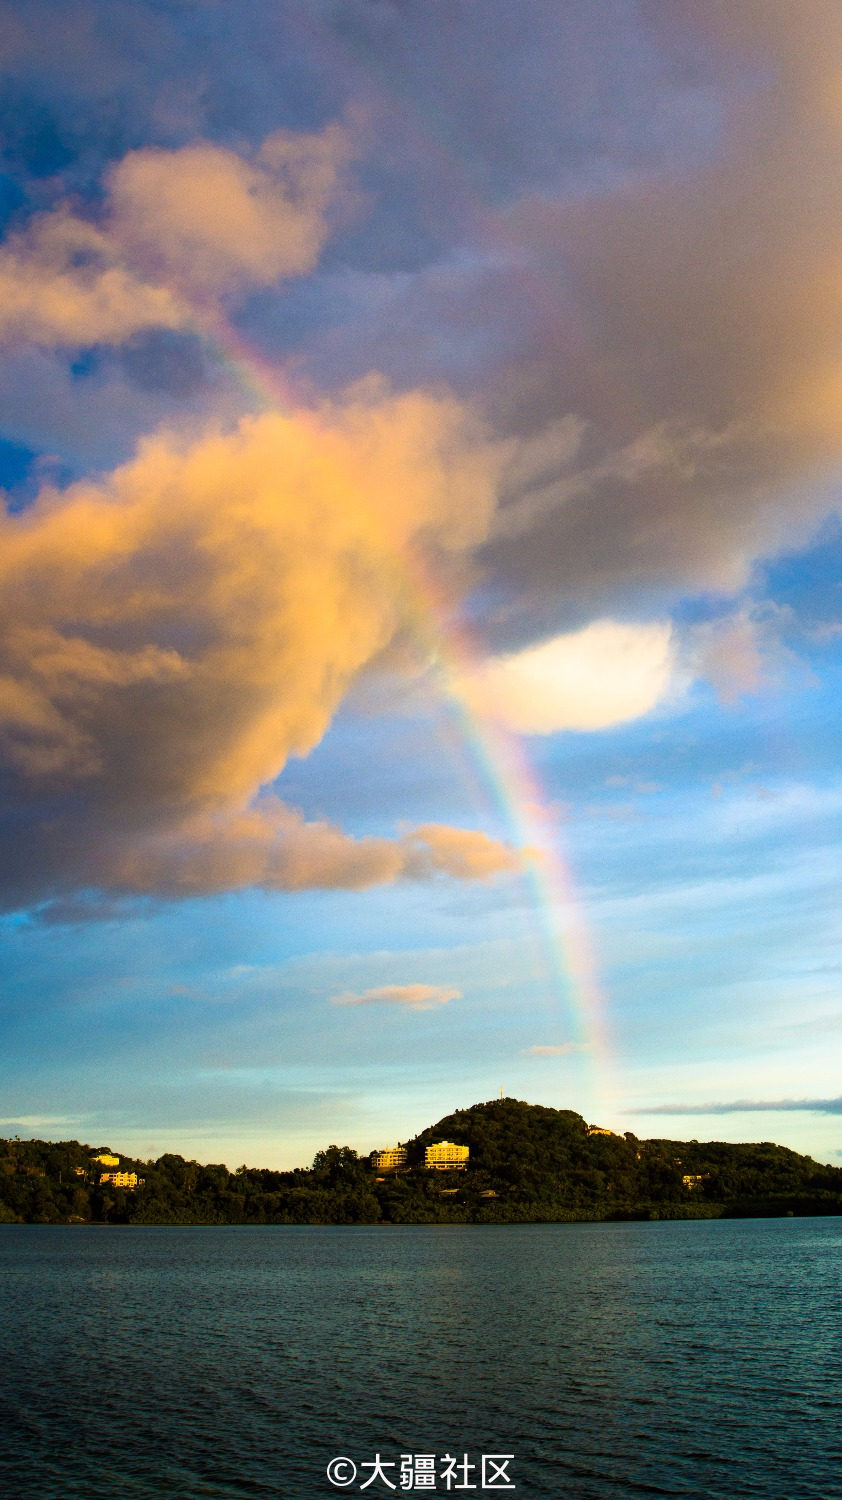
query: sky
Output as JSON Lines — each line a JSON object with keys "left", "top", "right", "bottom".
{"left": 1, "top": 0, "right": 841, "bottom": 1170}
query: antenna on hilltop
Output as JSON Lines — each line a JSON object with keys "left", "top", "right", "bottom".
{"left": 499, "top": 1085, "right": 504, "bottom": 1100}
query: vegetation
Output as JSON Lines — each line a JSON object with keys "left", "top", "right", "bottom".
{"left": 1, "top": 1098, "right": 841, "bottom": 1225}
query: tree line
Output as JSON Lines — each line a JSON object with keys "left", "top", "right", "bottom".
{"left": 2, "top": 1098, "right": 840, "bottom": 1225}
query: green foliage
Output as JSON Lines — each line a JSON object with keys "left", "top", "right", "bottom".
{"left": 1, "top": 1100, "right": 840, "bottom": 1225}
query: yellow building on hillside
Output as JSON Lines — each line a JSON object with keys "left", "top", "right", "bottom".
{"left": 92, "top": 1152, "right": 120, "bottom": 1167}
{"left": 424, "top": 1141, "right": 469, "bottom": 1171}
{"left": 370, "top": 1146, "right": 408, "bottom": 1171}
{"left": 98, "top": 1171, "right": 143, "bottom": 1190}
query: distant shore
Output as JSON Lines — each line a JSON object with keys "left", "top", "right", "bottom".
{"left": 3, "top": 1098, "right": 841, "bottom": 1228}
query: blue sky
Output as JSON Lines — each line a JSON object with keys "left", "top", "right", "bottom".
{"left": 0, "top": 0, "right": 841, "bottom": 1168}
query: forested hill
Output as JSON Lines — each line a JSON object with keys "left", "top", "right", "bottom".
{"left": 2, "top": 1097, "right": 841, "bottom": 1225}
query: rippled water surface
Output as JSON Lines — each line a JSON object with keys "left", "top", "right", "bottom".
{"left": 1, "top": 1219, "right": 839, "bottom": 1499}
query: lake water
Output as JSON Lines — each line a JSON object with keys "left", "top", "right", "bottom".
{"left": 0, "top": 1218, "right": 839, "bottom": 1499}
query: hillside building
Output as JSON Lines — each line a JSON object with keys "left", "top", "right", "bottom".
{"left": 98, "top": 1171, "right": 143, "bottom": 1190}
{"left": 424, "top": 1141, "right": 469, "bottom": 1171}
{"left": 370, "top": 1145, "right": 408, "bottom": 1172}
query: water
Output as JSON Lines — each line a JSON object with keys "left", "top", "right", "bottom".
{"left": 0, "top": 1218, "right": 839, "bottom": 1499}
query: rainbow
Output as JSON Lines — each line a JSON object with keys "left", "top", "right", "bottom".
{"left": 408, "top": 561, "right": 617, "bottom": 1126}
{"left": 191, "top": 306, "right": 617, "bottom": 1127}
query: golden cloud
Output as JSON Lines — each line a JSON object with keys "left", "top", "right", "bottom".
{"left": 106, "top": 799, "right": 518, "bottom": 896}
{"left": 0, "top": 208, "right": 184, "bottom": 347}
{"left": 403, "top": 822, "right": 523, "bottom": 879}
{"left": 331, "top": 983, "right": 460, "bottom": 1010}
{"left": 108, "top": 125, "right": 350, "bottom": 296}
{"left": 0, "top": 386, "right": 497, "bottom": 798}
{"left": 0, "top": 124, "right": 349, "bottom": 348}
{"left": 0, "top": 383, "right": 518, "bottom": 903}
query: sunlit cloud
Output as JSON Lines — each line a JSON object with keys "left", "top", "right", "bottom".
{"left": 0, "top": 125, "right": 349, "bottom": 348}
{"left": 0, "top": 208, "right": 183, "bottom": 348}
{"left": 0, "top": 386, "right": 497, "bottom": 796}
{"left": 452, "top": 620, "right": 675, "bottom": 733}
{"left": 523, "top": 1043, "right": 589, "bottom": 1056}
{"left": 108, "top": 126, "right": 349, "bottom": 297}
{"left": 109, "top": 801, "right": 519, "bottom": 897}
{"left": 0, "top": 385, "right": 512, "bottom": 906}
{"left": 403, "top": 823, "right": 522, "bottom": 880}
{"left": 331, "top": 983, "right": 461, "bottom": 1011}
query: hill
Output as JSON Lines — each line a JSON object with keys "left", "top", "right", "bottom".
{"left": 1, "top": 1098, "right": 841, "bottom": 1225}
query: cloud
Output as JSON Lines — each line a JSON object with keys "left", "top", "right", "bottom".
{"left": 0, "top": 385, "right": 494, "bottom": 798}
{"left": 7, "top": 8, "right": 842, "bottom": 657}
{"left": 402, "top": 823, "right": 523, "bottom": 880}
{"left": 523, "top": 1043, "right": 588, "bottom": 1056}
{"left": 451, "top": 620, "right": 674, "bottom": 733}
{"left": 689, "top": 608, "right": 798, "bottom": 703}
{"left": 7, "top": 5, "right": 842, "bottom": 655}
{"left": 0, "top": 383, "right": 517, "bottom": 907}
{"left": 0, "top": 208, "right": 184, "bottom": 347}
{"left": 0, "top": 1114, "right": 85, "bottom": 1128}
{"left": 331, "top": 984, "right": 460, "bottom": 1011}
{"left": 468, "top": 6, "right": 842, "bottom": 626}
{"left": 284, "top": 5, "right": 842, "bottom": 642}
{"left": 0, "top": 338, "right": 251, "bottom": 483}
{"left": 5, "top": 3, "right": 842, "bottom": 913}
{"left": 107, "top": 125, "right": 349, "bottom": 297}
{"left": 630, "top": 1097, "right": 842, "bottom": 1117}
{"left": 104, "top": 801, "right": 518, "bottom": 898}
{"left": 0, "top": 124, "right": 349, "bottom": 348}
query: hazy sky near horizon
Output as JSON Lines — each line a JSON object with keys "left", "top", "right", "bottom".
{"left": 1, "top": 0, "right": 841, "bottom": 1169}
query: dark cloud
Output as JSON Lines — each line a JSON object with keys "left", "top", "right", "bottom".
{"left": 0, "top": 0, "right": 345, "bottom": 176}
{"left": 458, "top": 10, "right": 842, "bottom": 635}
{"left": 269, "top": 3, "right": 842, "bottom": 642}
{"left": 120, "top": 329, "right": 209, "bottom": 398}
{"left": 0, "top": 91, "right": 77, "bottom": 178}
{"left": 326, "top": 0, "right": 717, "bottom": 204}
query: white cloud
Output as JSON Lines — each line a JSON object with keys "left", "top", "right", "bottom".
{"left": 0, "top": 1114, "right": 85, "bottom": 1127}
{"left": 451, "top": 619, "right": 674, "bottom": 734}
